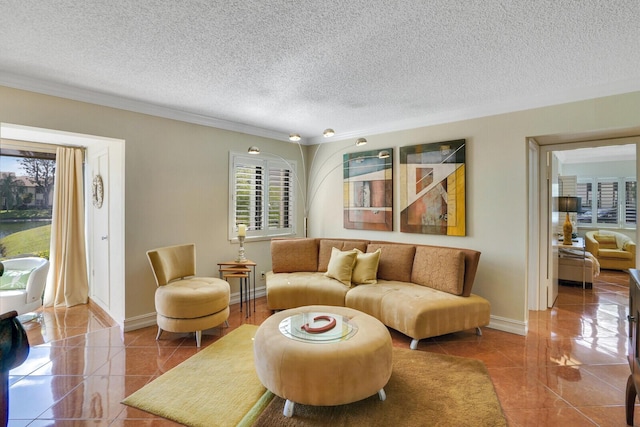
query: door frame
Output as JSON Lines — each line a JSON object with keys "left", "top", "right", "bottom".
{"left": 0, "top": 123, "right": 125, "bottom": 325}
{"left": 530, "top": 134, "right": 639, "bottom": 311}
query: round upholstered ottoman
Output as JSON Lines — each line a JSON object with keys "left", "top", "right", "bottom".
{"left": 254, "top": 305, "right": 392, "bottom": 417}
{"left": 155, "top": 277, "right": 230, "bottom": 347}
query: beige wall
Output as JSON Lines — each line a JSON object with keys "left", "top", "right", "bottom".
{"left": 307, "top": 92, "right": 640, "bottom": 332}
{"left": 1, "top": 85, "right": 639, "bottom": 334}
{"left": 0, "top": 85, "right": 306, "bottom": 328}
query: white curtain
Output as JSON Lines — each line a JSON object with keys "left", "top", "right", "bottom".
{"left": 44, "top": 147, "right": 89, "bottom": 307}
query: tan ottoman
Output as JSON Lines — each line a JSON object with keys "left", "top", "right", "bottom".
{"left": 254, "top": 305, "right": 392, "bottom": 417}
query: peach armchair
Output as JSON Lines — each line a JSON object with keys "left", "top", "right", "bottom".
{"left": 146, "top": 244, "right": 230, "bottom": 347}
{"left": 585, "top": 230, "right": 636, "bottom": 271}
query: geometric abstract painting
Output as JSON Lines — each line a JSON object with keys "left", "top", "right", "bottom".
{"left": 399, "top": 139, "right": 466, "bottom": 236}
{"left": 343, "top": 148, "right": 393, "bottom": 231}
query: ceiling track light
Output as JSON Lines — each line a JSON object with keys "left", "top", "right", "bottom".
{"left": 323, "top": 128, "right": 335, "bottom": 138}
{"left": 355, "top": 138, "right": 367, "bottom": 146}
{"left": 289, "top": 133, "right": 301, "bottom": 142}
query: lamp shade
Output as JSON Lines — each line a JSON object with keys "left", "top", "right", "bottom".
{"left": 556, "top": 196, "right": 581, "bottom": 213}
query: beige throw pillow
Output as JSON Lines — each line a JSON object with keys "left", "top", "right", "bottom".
{"left": 352, "top": 248, "right": 381, "bottom": 285}
{"left": 324, "top": 247, "right": 357, "bottom": 286}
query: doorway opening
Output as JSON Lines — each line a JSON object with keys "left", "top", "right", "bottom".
{"left": 0, "top": 123, "right": 125, "bottom": 326}
{"left": 529, "top": 129, "right": 639, "bottom": 313}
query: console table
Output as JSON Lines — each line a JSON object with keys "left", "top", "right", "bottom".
{"left": 218, "top": 260, "right": 256, "bottom": 318}
{"left": 626, "top": 269, "right": 640, "bottom": 425}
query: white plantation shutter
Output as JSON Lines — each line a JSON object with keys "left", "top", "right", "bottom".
{"left": 626, "top": 179, "right": 637, "bottom": 225}
{"left": 233, "top": 156, "right": 264, "bottom": 232}
{"left": 597, "top": 180, "right": 618, "bottom": 224}
{"left": 230, "top": 153, "right": 296, "bottom": 238}
{"left": 576, "top": 181, "right": 592, "bottom": 224}
{"left": 268, "top": 166, "right": 293, "bottom": 229}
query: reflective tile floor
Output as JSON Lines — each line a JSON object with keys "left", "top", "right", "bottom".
{"left": 6, "top": 269, "right": 636, "bottom": 426}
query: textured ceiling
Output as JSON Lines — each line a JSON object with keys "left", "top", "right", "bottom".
{"left": 1, "top": 0, "right": 639, "bottom": 144}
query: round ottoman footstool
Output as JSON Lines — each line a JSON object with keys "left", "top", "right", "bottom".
{"left": 254, "top": 305, "right": 392, "bottom": 417}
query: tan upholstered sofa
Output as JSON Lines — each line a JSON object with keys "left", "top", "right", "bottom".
{"left": 585, "top": 230, "right": 636, "bottom": 271}
{"left": 266, "top": 238, "right": 490, "bottom": 350}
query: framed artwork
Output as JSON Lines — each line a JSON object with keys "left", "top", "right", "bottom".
{"left": 399, "top": 139, "right": 466, "bottom": 236}
{"left": 343, "top": 148, "right": 393, "bottom": 231}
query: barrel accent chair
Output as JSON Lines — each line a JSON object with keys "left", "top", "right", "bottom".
{"left": 146, "top": 244, "right": 230, "bottom": 347}
{"left": 585, "top": 230, "right": 636, "bottom": 271}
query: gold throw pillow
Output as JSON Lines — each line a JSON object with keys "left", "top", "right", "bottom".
{"left": 324, "top": 247, "right": 358, "bottom": 286}
{"left": 352, "top": 249, "right": 381, "bottom": 285}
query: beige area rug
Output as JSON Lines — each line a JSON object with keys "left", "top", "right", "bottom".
{"left": 124, "top": 324, "right": 506, "bottom": 427}
{"left": 252, "top": 348, "right": 507, "bottom": 427}
{"left": 122, "top": 324, "right": 272, "bottom": 427}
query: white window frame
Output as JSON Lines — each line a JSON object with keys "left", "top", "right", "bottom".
{"left": 228, "top": 151, "right": 298, "bottom": 240}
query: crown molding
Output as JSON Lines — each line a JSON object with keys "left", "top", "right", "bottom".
{"left": 307, "top": 79, "right": 640, "bottom": 145}
{"left": 0, "top": 72, "right": 294, "bottom": 143}
{"left": 2, "top": 72, "right": 638, "bottom": 147}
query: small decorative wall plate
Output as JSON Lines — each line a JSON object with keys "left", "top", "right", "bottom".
{"left": 92, "top": 174, "right": 104, "bottom": 208}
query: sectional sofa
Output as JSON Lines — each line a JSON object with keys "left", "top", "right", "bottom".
{"left": 266, "top": 237, "right": 491, "bottom": 349}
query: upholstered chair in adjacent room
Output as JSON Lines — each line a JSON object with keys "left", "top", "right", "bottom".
{"left": 585, "top": 230, "right": 636, "bottom": 271}
{"left": 146, "top": 244, "right": 230, "bottom": 347}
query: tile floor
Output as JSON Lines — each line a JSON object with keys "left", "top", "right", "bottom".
{"left": 5, "top": 269, "right": 636, "bottom": 426}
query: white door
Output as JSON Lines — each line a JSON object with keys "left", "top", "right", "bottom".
{"left": 90, "top": 150, "right": 110, "bottom": 309}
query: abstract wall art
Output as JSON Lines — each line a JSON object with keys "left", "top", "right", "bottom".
{"left": 399, "top": 139, "right": 466, "bottom": 236}
{"left": 343, "top": 148, "right": 393, "bottom": 231}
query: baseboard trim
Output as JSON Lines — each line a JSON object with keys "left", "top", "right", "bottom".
{"left": 123, "top": 312, "right": 156, "bottom": 332}
{"left": 487, "top": 315, "right": 528, "bottom": 336}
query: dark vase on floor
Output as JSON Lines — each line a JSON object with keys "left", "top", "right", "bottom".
{"left": 0, "top": 310, "right": 30, "bottom": 427}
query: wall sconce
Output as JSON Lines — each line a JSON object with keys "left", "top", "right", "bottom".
{"left": 289, "top": 133, "right": 301, "bottom": 142}
{"left": 355, "top": 138, "right": 367, "bottom": 146}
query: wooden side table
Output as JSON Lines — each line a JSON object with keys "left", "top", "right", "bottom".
{"left": 218, "top": 260, "right": 256, "bottom": 318}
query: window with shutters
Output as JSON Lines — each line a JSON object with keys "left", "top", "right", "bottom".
{"left": 576, "top": 181, "right": 592, "bottom": 224}
{"left": 626, "top": 179, "right": 637, "bottom": 226}
{"left": 576, "top": 177, "right": 636, "bottom": 228}
{"left": 596, "top": 179, "right": 618, "bottom": 224}
{"left": 229, "top": 152, "right": 297, "bottom": 239}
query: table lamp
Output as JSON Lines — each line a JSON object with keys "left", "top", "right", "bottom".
{"left": 237, "top": 224, "right": 247, "bottom": 262}
{"left": 557, "top": 196, "right": 580, "bottom": 245}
